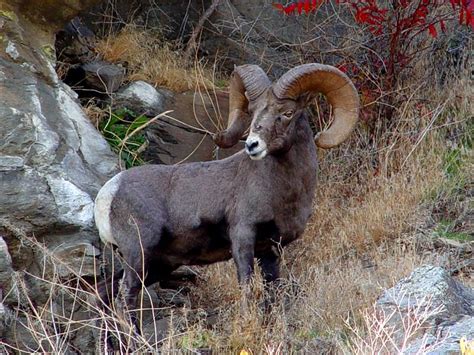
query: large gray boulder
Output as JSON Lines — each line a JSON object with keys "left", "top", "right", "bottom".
{"left": 0, "top": 0, "right": 116, "bottom": 228}
{"left": 0, "top": 0, "right": 117, "bottom": 234}
{"left": 376, "top": 265, "right": 474, "bottom": 354}
{"left": 377, "top": 265, "right": 474, "bottom": 320}
{"left": 143, "top": 89, "right": 242, "bottom": 164}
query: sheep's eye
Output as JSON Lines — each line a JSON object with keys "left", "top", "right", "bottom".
{"left": 283, "top": 110, "right": 294, "bottom": 118}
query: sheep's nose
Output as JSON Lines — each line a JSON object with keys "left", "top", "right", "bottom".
{"left": 245, "top": 140, "right": 259, "bottom": 152}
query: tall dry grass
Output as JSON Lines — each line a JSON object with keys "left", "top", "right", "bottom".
{"left": 96, "top": 25, "right": 221, "bottom": 92}
{"left": 1, "top": 79, "right": 471, "bottom": 354}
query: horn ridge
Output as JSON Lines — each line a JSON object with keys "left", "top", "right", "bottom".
{"left": 235, "top": 65, "right": 271, "bottom": 100}
{"left": 274, "top": 63, "right": 360, "bottom": 149}
{"left": 213, "top": 64, "right": 270, "bottom": 148}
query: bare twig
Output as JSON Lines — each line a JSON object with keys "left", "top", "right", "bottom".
{"left": 184, "top": 0, "right": 222, "bottom": 60}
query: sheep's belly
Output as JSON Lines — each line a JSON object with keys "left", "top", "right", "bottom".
{"left": 156, "top": 219, "right": 233, "bottom": 266}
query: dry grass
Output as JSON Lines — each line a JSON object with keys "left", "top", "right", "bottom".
{"left": 95, "top": 25, "right": 221, "bottom": 92}
{"left": 1, "top": 88, "right": 471, "bottom": 352}
{"left": 83, "top": 99, "right": 108, "bottom": 129}
{"left": 345, "top": 293, "right": 447, "bottom": 354}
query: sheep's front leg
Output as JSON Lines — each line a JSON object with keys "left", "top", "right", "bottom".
{"left": 230, "top": 225, "right": 256, "bottom": 284}
{"left": 230, "top": 225, "right": 256, "bottom": 312}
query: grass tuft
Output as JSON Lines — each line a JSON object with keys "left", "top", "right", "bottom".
{"left": 96, "top": 25, "right": 221, "bottom": 92}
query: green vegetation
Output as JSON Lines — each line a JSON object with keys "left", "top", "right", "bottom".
{"left": 443, "top": 122, "right": 473, "bottom": 178}
{"left": 434, "top": 220, "right": 472, "bottom": 242}
{"left": 430, "top": 119, "right": 474, "bottom": 242}
{"left": 99, "top": 107, "right": 149, "bottom": 169}
{"left": 179, "top": 329, "right": 214, "bottom": 350}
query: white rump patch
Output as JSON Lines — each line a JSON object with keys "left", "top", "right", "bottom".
{"left": 94, "top": 173, "right": 122, "bottom": 245}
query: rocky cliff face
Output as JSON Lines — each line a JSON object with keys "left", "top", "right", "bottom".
{"left": 0, "top": 0, "right": 116, "bottom": 229}
{"left": 0, "top": 0, "right": 118, "bottom": 344}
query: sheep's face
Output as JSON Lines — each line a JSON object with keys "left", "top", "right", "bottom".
{"left": 245, "top": 90, "right": 304, "bottom": 160}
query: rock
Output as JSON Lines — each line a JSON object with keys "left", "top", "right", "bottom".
{"left": 0, "top": 237, "right": 12, "bottom": 282}
{"left": 0, "top": 73, "right": 117, "bottom": 228}
{"left": 1, "top": 315, "right": 44, "bottom": 351}
{"left": 376, "top": 265, "right": 474, "bottom": 354}
{"left": 48, "top": 238, "right": 101, "bottom": 278}
{"left": 18, "top": 0, "right": 103, "bottom": 29}
{"left": 142, "top": 316, "right": 173, "bottom": 344}
{"left": 83, "top": 0, "right": 351, "bottom": 74}
{"left": 84, "top": 0, "right": 202, "bottom": 40}
{"left": 113, "top": 81, "right": 167, "bottom": 115}
{"left": 81, "top": 60, "right": 125, "bottom": 94}
{"left": 156, "top": 288, "right": 191, "bottom": 308}
{"left": 56, "top": 17, "right": 97, "bottom": 65}
{"left": 435, "top": 316, "right": 474, "bottom": 353}
{"left": 0, "top": 10, "right": 118, "bottom": 234}
{"left": 404, "top": 315, "right": 474, "bottom": 354}
{"left": 205, "top": 1, "right": 367, "bottom": 73}
{"left": 377, "top": 265, "right": 474, "bottom": 319}
{"left": 432, "top": 237, "right": 474, "bottom": 255}
{"left": 0, "top": 0, "right": 119, "bottom": 351}
{"left": 55, "top": 18, "right": 128, "bottom": 96}
{"left": 0, "top": 301, "right": 5, "bottom": 322}
{"left": 143, "top": 90, "right": 242, "bottom": 164}
{"left": 0, "top": 237, "right": 17, "bottom": 304}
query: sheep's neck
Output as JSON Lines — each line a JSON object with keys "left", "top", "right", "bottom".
{"left": 242, "top": 113, "right": 318, "bottom": 204}
{"left": 254, "top": 114, "right": 318, "bottom": 239}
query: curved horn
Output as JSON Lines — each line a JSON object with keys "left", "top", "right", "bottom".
{"left": 214, "top": 65, "right": 271, "bottom": 148}
{"left": 273, "top": 63, "right": 359, "bottom": 149}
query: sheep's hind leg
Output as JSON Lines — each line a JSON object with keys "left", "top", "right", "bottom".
{"left": 99, "top": 257, "right": 145, "bottom": 352}
{"left": 118, "top": 256, "right": 147, "bottom": 332}
{"left": 117, "top": 235, "right": 155, "bottom": 328}
{"left": 96, "top": 269, "right": 124, "bottom": 307}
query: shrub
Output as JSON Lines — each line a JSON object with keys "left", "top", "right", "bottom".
{"left": 273, "top": 0, "right": 473, "bottom": 126}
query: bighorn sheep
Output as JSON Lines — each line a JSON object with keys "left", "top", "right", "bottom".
{"left": 94, "top": 63, "right": 359, "bottom": 310}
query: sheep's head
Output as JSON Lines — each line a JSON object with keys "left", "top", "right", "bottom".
{"left": 214, "top": 63, "right": 360, "bottom": 160}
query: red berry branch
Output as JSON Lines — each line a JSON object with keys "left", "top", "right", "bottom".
{"left": 273, "top": 0, "right": 474, "bottom": 32}
{"left": 272, "top": 0, "right": 325, "bottom": 14}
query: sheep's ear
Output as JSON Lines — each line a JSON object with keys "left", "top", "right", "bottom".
{"left": 274, "top": 63, "right": 360, "bottom": 149}
{"left": 214, "top": 65, "right": 270, "bottom": 148}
